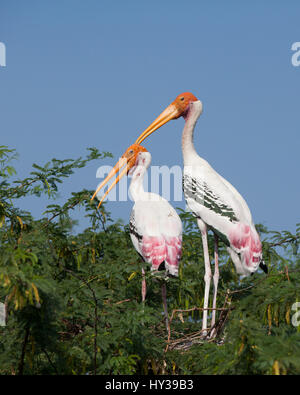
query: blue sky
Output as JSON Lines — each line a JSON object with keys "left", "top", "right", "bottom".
{"left": 0, "top": 0, "right": 299, "bottom": 234}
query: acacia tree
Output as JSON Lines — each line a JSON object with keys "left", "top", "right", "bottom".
{"left": 0, "top": 145, "right": 299, "bottom": 375}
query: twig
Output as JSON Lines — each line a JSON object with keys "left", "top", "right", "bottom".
{"left": 44, "top": 197, "right": 87, "bottom": 227}
{"left": 42, "top": 349, "right": 58, "bottom": 374}
{"left": 17, "top": 326, "right": 30, "bottom": 375}
{"left": 115, "top": 299, "right": 131, "bottom": 305}
{"left": 285, "top": 265, "right": 290, "bottom": 282}
{"left": 268, "top": 235, "right": 300, "bottom": 248}
{"left": 64, "top": 269, "right": 98, "bottom": 375}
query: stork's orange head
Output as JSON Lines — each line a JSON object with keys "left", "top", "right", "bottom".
{"left": 171, "top": 92, "right": 199, "bottom": 119}
{"left": 121, "top": 143, "right": 148, "bottom": 169}
{"left": 135, "top": 92, "right": 199, "bottom": 144}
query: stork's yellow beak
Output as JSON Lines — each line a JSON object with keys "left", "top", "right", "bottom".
{"left": 91, "top": 156, "right": 128, "bottom": 209}
{"left": 91, "top": 144, "right": 148, "bottom": 209}
{"left": 135, "top": 103, "right": 180, "bottom": 145}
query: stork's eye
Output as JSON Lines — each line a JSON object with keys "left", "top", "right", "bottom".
{"left": 180, "top": 97, "right": 185, "bottom": 101}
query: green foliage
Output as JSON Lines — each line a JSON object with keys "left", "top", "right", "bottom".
{"left": 0, "top": 145, "right": 299, "bottom": 375}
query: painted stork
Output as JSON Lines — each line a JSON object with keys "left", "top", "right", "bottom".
{"left": 91, "top": 144, "right": 182, "bottom": 330}
{"left": 135, "top": 92, "right": 267, "bottom": 336}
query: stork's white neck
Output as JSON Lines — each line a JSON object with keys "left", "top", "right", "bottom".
{"left": 182, "top": 100, "right": 203, "bottom": 164}
{"left": 129, "top": 152, "right": 151, "bottom": 202}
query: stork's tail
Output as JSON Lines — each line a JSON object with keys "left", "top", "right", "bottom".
{"left": 259, "top": 259, "right": 268, "bottom": 274}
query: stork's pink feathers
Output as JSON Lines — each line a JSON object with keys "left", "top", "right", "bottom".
{"left": 229, "top": 223, "right": 262, "bottom": 269}
{"left": 141, "top": 235, "right": 182, "bottom": 276}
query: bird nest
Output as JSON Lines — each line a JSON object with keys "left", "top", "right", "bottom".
{"left": 165, "top": 327, "right": 226, "bottom": 351}
{"left": 165, "top": 293, "right": 232, "bottom": 352}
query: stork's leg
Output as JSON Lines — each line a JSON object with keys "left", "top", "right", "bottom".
{"left": 161, "top": 282, "right": 169, "bottom": 332}
{"left": 141, "top": 268, "right": 146, "bottom": 302}
{"left": 197, "top": 219, "right": 211, "bottom": 336}
{"left": 210, "top": 234, "right": 219, "bottom": 337}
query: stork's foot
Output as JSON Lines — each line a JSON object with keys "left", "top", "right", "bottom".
{"left": 200, "top": 325, "right": 218, "bottom": 340}
{"left": 200, "top": 328, "right": 209, "bottom": 339}
{"left": 208, "top": 327, "right": 217, "bottom": 339}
